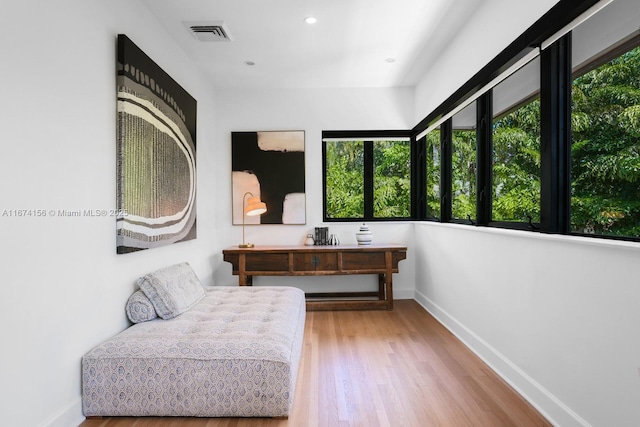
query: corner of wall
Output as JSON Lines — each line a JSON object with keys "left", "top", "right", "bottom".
{"left": 39, "top": 398, "right": 84, "bottom": 427}
{"left": 413, "top": 289, "right": 590, "bottom": 427}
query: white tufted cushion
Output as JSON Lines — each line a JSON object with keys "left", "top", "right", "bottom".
{"left": 82, "top": 286, "right": 306, "bottom": 417}
{"left": 137, "top": 262, "right": 205, "bottom": 319}
{"left": 125, "top": 290, "right": 158, "bottom": 323}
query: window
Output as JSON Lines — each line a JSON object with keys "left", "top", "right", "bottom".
{"left": 324, "top": 140, "right": 364, "bottom": 219}
{"left": 373, "top": 139, "right": 411, "bottom": 217}
{"left": 411, "top": 0, "right": 640, "bottom": 241}
{"left": 323, "top": 132, "right": 411, "bottom": 221}
{"left": 492, "top": 56, "right": 541, "bottom": 224}
{"left": 322, "top": 0, "right": 640, "bottom": 242}
{"left": 425, "top": 127, "right": 441, "bottom": 219}
{"left": 451, "top": 103, "right": 477, "bottom": 222}
{"left": 570, "top": 0, "right": 640, "bottom": 238}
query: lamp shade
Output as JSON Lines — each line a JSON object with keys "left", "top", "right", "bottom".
{"left": 245, "top": 196, "right": 267, "bottom": 216}
{"left": 239, "top": 192, "right": 266, "bottom": 248}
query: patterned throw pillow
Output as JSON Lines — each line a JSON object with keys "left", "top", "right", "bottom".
{"left": 125, "top": 290, "right": 158, "bottom": 323}
{"left": 137, "top": 262, "right": 205, "bottom": 319}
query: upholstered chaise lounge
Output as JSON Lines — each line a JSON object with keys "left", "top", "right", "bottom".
{"left": 81, "top": 262, "right": 306, "bottom": 418}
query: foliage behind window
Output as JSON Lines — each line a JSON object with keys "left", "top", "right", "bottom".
{"left": 451, "top": 129, "right": 477, "bottom": 221}
{"left": 325, "top": 140, "right": 364, "bottom": 218}
{"left": 324, "top": 138, "right": 411, "bottom": 220}
{"left": 426, "top": 129, "right": 441, "bottom": 219}
{"left": 373, "top": 140, "right": 411, "bottom": 218}
{"left": 493, "top": 99, "right": 541, "bottom": 223}
{"left": 571, "top": 45, "right": 640, "bottom": 237}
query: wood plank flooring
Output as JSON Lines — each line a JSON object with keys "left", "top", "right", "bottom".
{"left": 79, "top": 300, "right": 550, "bottom": 427}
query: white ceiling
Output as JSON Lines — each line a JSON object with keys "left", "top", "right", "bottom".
{"left": 141, "top": 0, "right": 484, "bottom": 89}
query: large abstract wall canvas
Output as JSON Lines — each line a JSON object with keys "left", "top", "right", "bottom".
{"left": 116, "top": 34, "right": 197, "bottom": 254}
{"left": 232, "top": 131, "right": 305, "bottom": 225}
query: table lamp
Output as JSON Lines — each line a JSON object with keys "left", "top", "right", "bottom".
{"left": 239, "top": 192, "right": 267, "bottom": 248}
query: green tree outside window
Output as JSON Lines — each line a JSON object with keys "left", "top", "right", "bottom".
{"left": 325, "top": 141, "right": 364, "bottom": 218}
{"left": 452, "top": 129, "right": 477, "bottom": 221}
{"left": 571, "top": 45, "right": 640, "bottom": 237}
{"left": 426, "top": 129, "right": 441, "bottom": 219}
{"left": 373, "top": 140, "right": 411, "bottom": 218}
{"left": 492, "top": 99, "right": 541, "bottom": 223}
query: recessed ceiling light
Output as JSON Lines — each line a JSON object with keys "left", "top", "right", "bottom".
{"left": 244, "top": 61, "right": 255, "bottom": 66}
{"left": 304, "top": 16, "right": 317, "bottom": 24}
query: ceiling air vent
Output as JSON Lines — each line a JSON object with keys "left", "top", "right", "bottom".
{"left": 185, "top": 21, "right": 233, "bottom": 42}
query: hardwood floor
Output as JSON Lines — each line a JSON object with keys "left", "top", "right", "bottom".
{"left": 79, "top": 300, "right": 550, "bottom": 427}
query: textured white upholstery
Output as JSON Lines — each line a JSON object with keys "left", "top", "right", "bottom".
{"left": 125, "top": 290, "right": 158, "bottom": 323}
{"left": 82, "top": 286, "right": 306, "bottom": 417}
{"left": 137, "top": 262, "right": 205, "bottom": 319}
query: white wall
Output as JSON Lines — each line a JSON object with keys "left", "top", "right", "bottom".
{"left": 0, "top": 1, "right": 218, "bottom": 426}
{"left": 5, "top": 0, "right": 634, "bottom": 425}
{"left": 414, "top": 224, "right": 640, "bottom": 426}
{"left": 411, "top": 1, "right": 640, "bottom": 425}
{"left": 0, "top": 4, "right": 417, "bottom": 425}
{"left": 211, "top": 87, "right": 416, "bottom": 297}
{"left": 413, "top": 0, "right": 560, "bottom": 123}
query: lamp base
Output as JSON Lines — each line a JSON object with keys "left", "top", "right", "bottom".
{"left": 238, "top": 243, "right": 255, "bottom": 248}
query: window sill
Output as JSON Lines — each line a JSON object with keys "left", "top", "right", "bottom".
{"left": 415, "top": 221, "right": 640, "bottom": 252}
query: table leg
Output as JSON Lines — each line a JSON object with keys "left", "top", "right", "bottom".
{"left": 238, "top": 254, "right": 247, "bottom": 286}
{"left": 384, "top": 250, "right": 393, "bottom": 310}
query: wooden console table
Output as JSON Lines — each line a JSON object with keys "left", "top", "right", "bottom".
{"left": 222, "top": 244, "right": 407, "bottom": 311}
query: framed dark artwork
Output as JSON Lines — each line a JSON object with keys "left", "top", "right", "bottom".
{"left": 116, "top": 34, "right": 197, "bottom": 254}
{"left": 232, "top": 131, "right": 306, "bottom": 225}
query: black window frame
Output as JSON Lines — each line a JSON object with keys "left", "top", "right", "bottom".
{"left": 489, "top": 82, "right": 543, "bottom": 231}
{"left": 413, "top": 0, "right": 596, "bottom": 233}
{"left": 449, "top": 102, "right": 480, "bottom": 226}
{"left": 568, "top": 30, "right": 640, "bottom": 240}
{"left": 321, "top": 0, "right": 640, "bottom": 244}
{"left": 413, "top": 0, "right": 640, "bottom": 243}
{"left": 322, "top": 130, "right": 413, "bottom": 222}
